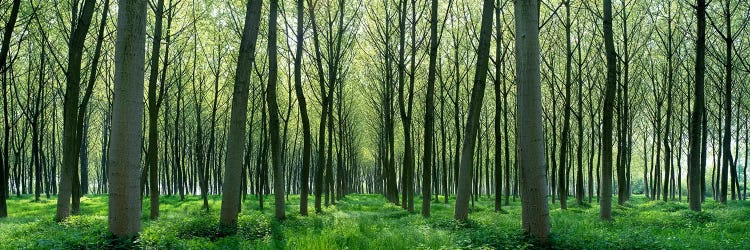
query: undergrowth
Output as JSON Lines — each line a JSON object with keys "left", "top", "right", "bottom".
{"left": 1, "top": 194, "right": 748, "bottom": 249}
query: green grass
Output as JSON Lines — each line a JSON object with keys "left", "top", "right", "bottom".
{"left": 1, "top": 194, "right": 748, "bottom": 249}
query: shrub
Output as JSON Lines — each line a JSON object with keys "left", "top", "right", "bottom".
{"left": 681, "top": 210, "right": 715, "bottom": 224}
{"left": 176, "top": 214, "right": 219, "bottom": 240}
{"left": 237, "top": 212, "right": 272, "bottom": 241}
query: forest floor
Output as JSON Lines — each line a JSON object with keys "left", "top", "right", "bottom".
{"left": 1, "top": 193, "right": 748, "bottom": 249}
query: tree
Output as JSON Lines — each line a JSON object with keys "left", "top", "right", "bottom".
{"left": 396, "top": 0, "right": 418, "bottom": 212}
{"left": 454, "top": 0, "right": 493, "bottom": 221}
{"left": 558, "top": 0, "right": 573, "bottom": 210}
{"left": 515, "top": 0, "right": 550, "bottom": 242}
{"left": 364, "top": 0, "right": 399, "bottom": 204}
{"left": 189, "top": 1, "right": 209, "bottom": 212}
{"left": 267, "top": 0, "right": 286, "bottom": 220}
{"left": 688, "top": 0, "right": 706, "bottom": 212}
{"left": 309, "top": 0, "right": 330, "bottom": 213}
{"left": 293, "top": 0, "right": 313, "bottom": 217}
{"left": 309, "top": 0, "right": 358, "bottom": 212}
{"left": 493, "top": 0, "right": 505, "bottom": 212}
{"left": 421, "top": 0, "right": 438, "bottom": 217}
{"left": 709, "top": 0, "right": 744, "bottom": 204}
{"left": 601, "top": 0, "right": 617, "bottom": 221}
{"left": 146, "top": 0, "right": 165, "bottom": 220}
{"left": 58, "top": 0, "right": 96, "bottom": 220}
{"left": 220, "top": 0, "right": 263, "bottom": 230}
{"left": 77, "top": 0, "right": 112, "bottom": 199}
{"left": 109, "top": 0, "right": 148, "bottom": 238}
{"left": 0, "top": 0, "right": 22, "bottom": 218}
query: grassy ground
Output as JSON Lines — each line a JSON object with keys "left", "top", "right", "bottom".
{"left": 1, "top": 193, "right": 748, "bottom": 249}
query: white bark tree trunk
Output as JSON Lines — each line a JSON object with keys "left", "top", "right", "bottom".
{"left": 515, "top": 0, "right": 550, "bottom": 242}
{"left": 108, "top": 0, "right": 148, "bottom": 238}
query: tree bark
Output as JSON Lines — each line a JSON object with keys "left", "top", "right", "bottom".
{"left": 719, "top": 0, "right": 733, "bottom": 204}
{"left": 220, "top": 0, "right": 263, "bottom": 229}
{"left": 601, "top": 0, "right": 617, "bottom": 221}
{"left": 293, "top": 0, "right": 312, "bottom": 216}
{"left": 454, "top": 0, "right": 493, "bottom": 221}
{"left": 146, "top": 0, "right": 165, "bottom": 220}
{"left": 109, "top": 0, "right": 147, "bottom": 238}
{"left": 515, "top": 0, "right": 550, "bottom": 242}
{"left": 688, "top": 0, "right": 706, "bottom": 212}
{"left": 309, "top": 0, "right": 329, "bottom": 213}
{"left": 422, "top": 0, "right": 438, "bottom": 217}
{"left": 559, "top": 0, "right": 572, "bottom": 210}
{"left": 58, "top": 0, "right": 96, "bottom": 220}
{"left": 493, "top": 0, "right": 503, "bottom": 212}
{"left": 0, "top": 0, "right": 21, "bottom": 217}
{"left": 267, "top": 0, "right": 285, "bottom": 220}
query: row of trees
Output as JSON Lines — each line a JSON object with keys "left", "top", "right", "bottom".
{"left": 0, "top": 0, "right": 747, "bottom": 243}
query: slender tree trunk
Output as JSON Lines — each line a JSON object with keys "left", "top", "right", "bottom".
{"left": 454, "top": 0, "right": 493, "bottom": 221}
{"left": 58, "top": 0, "right": 96, "bottom": 220}
{"left": 219, "top": 0, "right": 263, "bottom": 229}
{"left": 32, "top": 43, "right": 47, "bottom": 202}
{"left": 600, "top": 0, "right": 617, "bottom": 221}
{"left": 0, "top": 0, "right": 20, "bottom": 217}
{"left": 309, "top": 0, "right": 330, "bottom": 212}
{"left": 267, "top": 0, "right": 285, "bottom": 219}
{"left": 620, "top": 0, "right": 632, "bottom": 201}
{"left": 575, "top": 30, "right": 585, "bottom": 205}
{"left": 688, "top": 0, "right": 706, "bottom": 211}
{"left": 559, "top": 0, "right": 572, "bottom": 210}
{"left": 421, "top": 0, "right": 439, "bottom": 217}
{"left": 743, "top": 121, "right": 747, "bottom": 200}
{"left": 662, "top": 5, "right": 675, "bottom": 203}
{"left": 643, "top": 133, "right": 649, "bottom": 199}
{"left": 79, "top": 115, "right": 89, "bottom": 195}
{"left": 325, "top": 91, "right": 334, "bottom": 206}
{"left": 493, "top": 0, "right": 503, "bottom": 212}
{"left": 146, "top": 0, "right": 165, "bottom": 220}
{"left": 439, "top": 62, "right": 449, "bottom": 204}
{"left": 701, "top": 109, "right": 707, "bottom": 202}
{"left": 719, "top": 0, "right": 733, "bottom": 204}
{"left": 396, "top": 0, "right": 414, "bottom": 212}
{"left": 293, "top": 0, "right": 312, "bottom": 216}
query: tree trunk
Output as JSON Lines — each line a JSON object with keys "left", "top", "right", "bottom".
{"left": 309, "top": 0, "right": 330, "bottom": 213}
{"left": 0, "top": 0, "right": 20, "bottom": 217}
{"left": 325, "top": 91, "right": 334, "bottom": 206}
{"left": 146, "top": 0, "right": 165, "bottom": 220}
{"left": 559, "top": 0, "right": 572, "bottom": 210}
{"left": 293, "top": 0, "right": 312, "bottom": 216}
{"left": 454, "top": 0, "right": 493, "bottom": 221}
{"left": 600, "top": 0, "right": 616, "bottom": 221}
{"left": 662, "top": 4, "right": 675, "bottom": 203}
{"left": 267, "top": 0, "right": 286, "bottom": 220}
{"left": 58, "top": 0, "right": 96, "bottom": 221}
{"left": 220, "top": 0, "right": 263, "bottom": 228}
{"left": 688, "top": 0, "right": 706, "bottom": 211}
{"left": 719, "top": 0, "right": 733, "bottom": 204}
{"left": 396, "top": 0, "right": 414, "bottom": 212}
{"left": 515, "top": 0, "right": 550, "bottom": 242}
{"left": 575, "top": 43, "right": 585, "bottom": 205}
{"left": 422, "top": 0, "right": 439, "bottom": 217}
{"left": 493, "top": 0, "right": 503, "bottom": 212}
{"left": 109, "top": 0, "right": 147, "bottom": 237}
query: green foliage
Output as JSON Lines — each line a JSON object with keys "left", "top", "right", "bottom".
{"left": 237, "top": 211, "right": 272, "bottom": 241}
{"left": 681, "top": 210, "right": 715, "bottom": 224}
{"left": 1, "top": 194, "right": 749, "bottom": 249}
